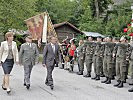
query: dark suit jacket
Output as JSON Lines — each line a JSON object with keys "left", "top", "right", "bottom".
{"left": 42, "top": 43, "right": 60, "bottom": 67}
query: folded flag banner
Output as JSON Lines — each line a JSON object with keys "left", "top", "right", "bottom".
{"left": 25, "top": 12, "right": 57, "bottom": 47}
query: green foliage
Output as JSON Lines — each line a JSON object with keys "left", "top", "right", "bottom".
{"left": 35, "top": 0, "right": 78, "bottom": 24}
{"left": 78, "top": 0, "right": 109, "bottom": 34}
{"left": 0, "top": 0, "right": 132, "bottom": 40}
{"left": 0, "top": 0, "right": 36, "bottom": 34}
{"left": 105, "top": 1, "right": 132, "bottom": 37}
{"left": 14, "top": 34, "right": 24, "bottom": 50}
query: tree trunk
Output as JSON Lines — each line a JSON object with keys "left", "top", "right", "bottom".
{"left": 95, "top": 0, "right": 99, "bottom": 19}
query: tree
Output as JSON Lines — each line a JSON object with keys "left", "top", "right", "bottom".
{"left": 105, "top": 1, "right": 132, "bottom": 36}
{"left": 0, "top": 0, "right": 36, "bottom": 33}
{"left": 78, "top": 0, "right": 109, "bottom": 34}
{"left": 92, "top": 0, "right": 113, "bottom": 19}
{"left": 35, "top": 0, "right": 77, "bottom": 24}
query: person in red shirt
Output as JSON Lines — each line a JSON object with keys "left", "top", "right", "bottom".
{"left": 68, "top": 39, "right": 76, "bottom": 72}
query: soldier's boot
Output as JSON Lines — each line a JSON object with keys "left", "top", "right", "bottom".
{"left": 100, "top": 72, "right": 105, "bottom": 77}
{"left": 84, "top": 72, "right": 91, "bottom": 78}
{"left": 77, "top": 71, "right": 83, "bottom": 75}
{"left": 128, "top": 87, "right": 133, "bottom": 92}
{"left": 91, "top": 75, "right": 97, "bottom": 80}
{"left": 95, "top": 75, "right": 100, "bottom": 81}
{"left": 111, "top": 75, "right": 115, "bottom": 80}
{"left": 123, "top": 79, "right": 126, "bottom": 83}
{"left": 105, "top": 78, "right": 111, "bottom": 84}
{"left": 101, "top": 77, "right": 108, "bottom": 83}
{"left": 129, "top": 83, "right": 133, "bottom": 85}
{"left": 114, "top": 80, "right": 121, "bottom": 87}
{"left": 117, "top": 81, "right": 124, "bottom": 88}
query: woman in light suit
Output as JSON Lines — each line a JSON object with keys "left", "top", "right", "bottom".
{"left": 0, "top": 32, "right": 19, "bottom": 94}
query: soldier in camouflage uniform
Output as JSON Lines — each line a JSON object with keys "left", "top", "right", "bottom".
{"left": 128, "top": 42, "right": 133, "bottom": 92}
{"left": 113, "top": 36, "right": 130, "bottom": 88}
{"left": 77, "top": 39, "right": 85, "bottom": 75}
{"left": 100, "top": 37, "right": 107, "bottom": 77}
{"left": 92, "top": 36, "right": 104, "bottom": 80}
{"left": 83, "top": 36, "right": 95, "bottom": 77}
{"left": 101, "top": 36, "right": 116, "bottom": 84}
{"left": 111, "top": 37, "right": 120, "bottom": 78}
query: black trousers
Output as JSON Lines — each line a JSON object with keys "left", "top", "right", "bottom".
{"left": 45, "top": 60, "right": 56, "bottom": 86}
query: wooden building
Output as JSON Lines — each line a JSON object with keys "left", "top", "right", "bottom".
{"left": 54, "top": 22, "right": 83, "bottom": 42}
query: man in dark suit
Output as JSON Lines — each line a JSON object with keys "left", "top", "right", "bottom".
{"left": 42, "top": 36, "right": 60, "bottom": 90}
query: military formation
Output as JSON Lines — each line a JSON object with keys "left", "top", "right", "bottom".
{"left": 60, "top": 36, "right": 133, "bottom": 92}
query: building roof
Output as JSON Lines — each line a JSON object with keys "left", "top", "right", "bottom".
{"left": 54, "top": 21, "right": 84, "bottom": 34}
{"left": 83, "top": 31, "right": 105, "bottom": 38}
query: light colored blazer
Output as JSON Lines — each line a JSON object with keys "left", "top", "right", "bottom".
{"left": 0, "top": 41, "right": 19, "bottom": 63}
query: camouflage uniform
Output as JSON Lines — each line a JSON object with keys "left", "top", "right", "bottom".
{"left": 77, "top": 44, "right": 85, "bottom": 75}
{"left": 84, "top": 41, "right": 95, "bottom": 77}
{"left": 92, "top": 42, "right": 104, "bottom": 80}
{"left": 102, "top": 42, "right": 115, "bottom": 84}
{"left": 113, "top": 42, "right": 130, "bottom": 88}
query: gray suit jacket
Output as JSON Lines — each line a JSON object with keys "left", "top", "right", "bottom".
{"left": 19, "top": 43, "right": 39, "bottom": 65}
{"left": 42, "top": 43, "right": 60, "bottom": 67}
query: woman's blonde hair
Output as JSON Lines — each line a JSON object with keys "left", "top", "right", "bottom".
{"left": 5, "top": 32, "right": 14, "bottom": 40}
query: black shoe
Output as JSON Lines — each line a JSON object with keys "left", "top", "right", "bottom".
{"left": 24, "top": 83, "right": 26, "bottom": 86}
{"left": 2, "top": 85, "right": 7, "bottom": 90}
{"left": 84, "top": 73, "right": 91, "bottom": 78}
{"left": 77, "top": 72, "right": 83, "bottom": 75}
{"left": 114, "top": 81, "right": 121, "bottom": 87}
{"left": 62, "top": 64, "right": 64, "bottom": 69}
{"left": 123, "top": 79, "right": 126, "bottom": 83}
{"left": 50, "top": 85, "right": 54, "bottom": 90}
{"left": 129, "top": 83, "right": 133, "bottom": 85}
{"left": 100, "top": 74, "right": 105, "bottom": 77}
{"left": 117, "top": 81, "right": 123, "bottom": 88}
{"left": 111, "top": 76, "right": 115, "bottom": 80}
{"left": 26, "top": 84, "right": 30, "bottom": 90}
{"left": 45, "top": 82, "right": 50, "bottom": 86}
{"left": 64, "top": 68, "right": 69, "bottom": 70}
{"left": 95, "top": 75, "right": 100, "bottom": 81}
{"left": 128, "top": 87, "right": 133, "bottom": 92}
{"left": 105, "top": 78, "right": 111, "bottom": 84}
{"left": 7, "top": 89, "right": 11, "bottom": 94}
{"left": 101, "top": 77, "right": 108, "bottom": 83}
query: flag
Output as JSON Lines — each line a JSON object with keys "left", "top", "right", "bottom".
{"left": 25, "top": 12, "right": 57, "bottom": 47}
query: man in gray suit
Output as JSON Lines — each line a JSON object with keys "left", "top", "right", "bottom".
{"left": 19, "top": 35, "right": 39, "bottom": 89}
{"left": 42, "top": 36, "right": 60, "bottom": 90}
